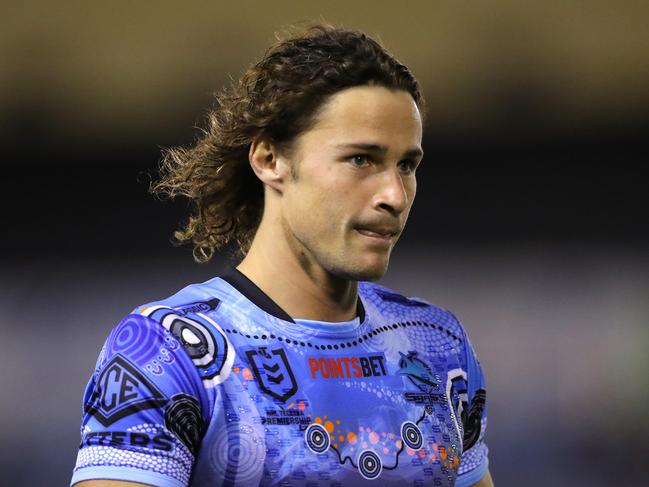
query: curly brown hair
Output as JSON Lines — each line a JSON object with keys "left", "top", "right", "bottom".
{"left": 151, "top": 24, "right": 425, "bottom": 263}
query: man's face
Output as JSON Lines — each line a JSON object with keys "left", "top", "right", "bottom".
{"left": 279, "top": 85, "right": 423, "bottom": 281}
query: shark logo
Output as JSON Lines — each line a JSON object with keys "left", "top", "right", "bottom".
{"left": 398, "top": 351, "right": 440, "bottom": 393}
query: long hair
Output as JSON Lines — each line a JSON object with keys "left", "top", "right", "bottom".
{"left": 151, "top": 24, "right": 425, "bottom": 263}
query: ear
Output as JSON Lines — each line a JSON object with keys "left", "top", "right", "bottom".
{"left": 248, "top": 137, "right": 289, "bottom": 192}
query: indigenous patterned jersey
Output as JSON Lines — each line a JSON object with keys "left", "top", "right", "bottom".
{"left": 71, "top": 269, "right": 489, "bottom": 487}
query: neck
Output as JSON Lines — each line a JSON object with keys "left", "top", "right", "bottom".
{"left": 236, "top": 214, "right": 358, "bottom": 322}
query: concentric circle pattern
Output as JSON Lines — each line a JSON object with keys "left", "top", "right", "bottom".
{"left": 209, "top": 423, "right": 264, "bottom": 483}
{"left": 107, "top": 315, "right": 159, "bottom": 364}
{"left": 401, "top": 421, "right": 423, "bottom": 450}
{"left": 304, "top": 423, "right": 330, "bottom": 454}
{"left": 357, "top": 450, "right": 382, "bottom": 480}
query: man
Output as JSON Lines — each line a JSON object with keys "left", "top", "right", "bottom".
{"left": 72, "top": 25, "right": 493, "bottom": 487}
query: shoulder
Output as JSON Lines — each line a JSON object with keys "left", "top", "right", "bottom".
{"left": 132, "top": 275, "right": 233, "bottom": 316}
{"left": 359, "top": 281, "right": 466, "bottom": 341}
{"left": 102, "top": 276, "right": 237, "bottom": 389}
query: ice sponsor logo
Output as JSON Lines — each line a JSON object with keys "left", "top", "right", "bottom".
{"left": 85, "top": 354, "right": 168, "bottom": 426}
{"left": 307, "top": 354, "right": 387, "bottom": 380}
{"left": 246, "top": 347, "right": 298, "bottom": 402}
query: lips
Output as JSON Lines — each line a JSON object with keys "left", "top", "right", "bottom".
{"left": 355, "top": 226, "right": 399, "bottom": 241}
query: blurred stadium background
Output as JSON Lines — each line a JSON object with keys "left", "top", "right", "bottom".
{"left": 1, "top": 1, "right": 648, "bottom": 485}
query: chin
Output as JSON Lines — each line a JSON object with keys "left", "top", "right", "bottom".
{"left": 356, "top": 268, "right": 387, "bottom": 282}
{"left": 336, "top": 258, "right": 390, "bottom": 282}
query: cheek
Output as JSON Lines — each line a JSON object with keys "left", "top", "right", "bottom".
{"left": 301, "top": 171, "right": 350, "bottom": 214}
{"left": 285, "top": 185, "right": 339, "bottom": 238}
{"left": 304, "top": 195, "right": 349, "bottom": 244}
{"left": 404, "top": 175, "right": 417, "bottom": 205}
{"left": 286, "top": 163, "right": 359, "bottom": 234}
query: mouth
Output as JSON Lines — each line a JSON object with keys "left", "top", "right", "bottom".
{"left": 355, "top": 226, "right": 399, "bottom": 244}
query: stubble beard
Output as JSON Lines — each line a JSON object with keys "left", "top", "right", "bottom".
{"left": 327, "top": 243, "right": 393, "bottom": 283}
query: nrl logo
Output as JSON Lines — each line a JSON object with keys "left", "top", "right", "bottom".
{"left": 246, "top": 347, "right": 298, "bottom": 403}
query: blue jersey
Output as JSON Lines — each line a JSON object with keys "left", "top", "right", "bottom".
{"left": 71, "top": 269, "right": 489, "bottom": 487}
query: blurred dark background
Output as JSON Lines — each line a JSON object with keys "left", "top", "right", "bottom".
{"left": 1, "top": 1, "right": 648, "bottom": 486}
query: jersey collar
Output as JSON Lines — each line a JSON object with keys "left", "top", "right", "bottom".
{"left": 220, "top": 268, "right": 366, "bottom": 324}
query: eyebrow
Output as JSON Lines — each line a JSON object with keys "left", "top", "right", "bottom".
{"left": 335, "top": 143, "right": 424, "bottom": 159}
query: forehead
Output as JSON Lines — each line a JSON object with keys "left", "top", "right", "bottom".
{"left": 304, "top": 85, "right": 423, "bottom": 147}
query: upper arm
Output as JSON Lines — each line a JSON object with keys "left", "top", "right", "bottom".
{"left": 453, "top": 314, "right": 490, "bottom": 487}
{"left": 75, "top": 481, "right": 151, "bottom": 487}
{"left": 70, "top": 312, "right": 214, "bottom": 487}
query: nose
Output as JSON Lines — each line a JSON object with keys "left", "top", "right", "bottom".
{"left": 374, "top": 168, "right": 411, "bottom": 215}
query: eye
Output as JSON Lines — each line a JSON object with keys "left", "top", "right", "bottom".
{"left": 398, "top": 159, "right": 418, "bottom": 174}
{"left": 349, "top": 154, "right": 371, "bottom": 167}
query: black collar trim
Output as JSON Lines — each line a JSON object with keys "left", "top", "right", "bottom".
{"left": 220, "top": 268, "right": 366, "bottom": 323}
{"left": 221, "top": 268, "right": 295, "bottom": 323}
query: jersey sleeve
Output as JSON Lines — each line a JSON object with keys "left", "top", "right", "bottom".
{"left": 71, "top": 313, "right": 211, "bottom": 487}
{"left": 455, "top": 326, "right": 489, "bottom": 487}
